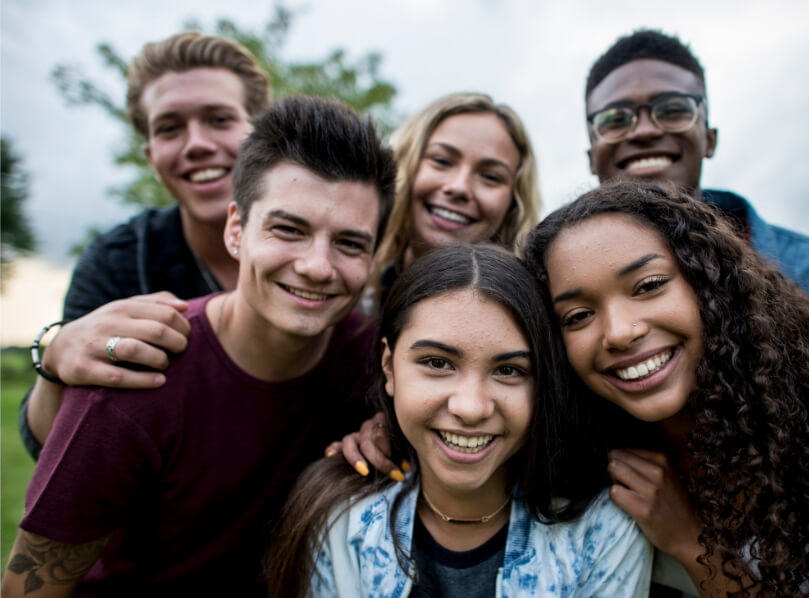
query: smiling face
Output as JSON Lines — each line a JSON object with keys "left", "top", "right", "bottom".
{"left": 545, "top": 213, "right": 704, "bottom": 425}
{"left": 225, "top": 162, "right": 380, "bottom": 341}
{"left": 407, "top": 113, "right": 520, "bottom": 261}
{"left": 382, "top": 289, "right": 534, "bottom": 503}
{"left": 586, "top": 59, "right": 717, "bottom": 191}
{"left": 142, "top": 67, "right": 252, "bottom": 226}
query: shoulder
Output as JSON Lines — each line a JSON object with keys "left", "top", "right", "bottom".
{"left": 317, "top": 481, "right": 415, "bottom": 597}
{"left": 84, "top": 206, "right": 176, "bottom": 251}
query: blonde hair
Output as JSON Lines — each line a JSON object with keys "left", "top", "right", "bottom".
{"left": 127, "top": 31, "right": 271, "bottom": 138}
{"left": 375, "top": 92, "right": 541, "bottom": 273}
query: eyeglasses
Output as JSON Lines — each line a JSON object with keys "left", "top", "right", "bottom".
{"left": 587, "top": 93, "right": 705, "bottom": 144}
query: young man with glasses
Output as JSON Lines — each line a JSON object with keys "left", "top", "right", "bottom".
{"left": 585, "top": 29, "right": 808, "bottom": 291}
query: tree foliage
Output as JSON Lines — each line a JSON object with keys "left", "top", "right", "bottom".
{"left": 50, "top": 4, "right": 399, "bottom": 210}
{"left": 1, "top": 136, "right": 37, "bottom": 284}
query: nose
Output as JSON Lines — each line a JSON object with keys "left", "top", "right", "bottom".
{"left": 183, "top": 121, "right": 217, "bottom": 158}
{"left": 602, "top": 302, "right": 647, "bottom": 350}
{"left": 442, "top": 166, "right": 473, "bottom": 201}
{"left": 293, "top": 237, "right": 336, "bottom": 283}
{"left": 447, "top": 375, "right": 495, "bottom": 425}
{"left": 626, "top": 106, "right": 663, "bottom": 141}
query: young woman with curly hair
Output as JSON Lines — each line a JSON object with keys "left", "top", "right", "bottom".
{"left": 268, "top": 244, "right": 652, "bottom": 597}
{"left": 523, "top": 180, "right": 809, "bottom": 597}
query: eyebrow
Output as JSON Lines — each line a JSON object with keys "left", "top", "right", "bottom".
{"left": 427, "top": 142, "right": 515, "bottom": 175}
{"left": 593, "top": 91, "right": 692, "bottom": 112}
{"left": 150, "top": 104, "right": 236, "bottom": 125}
{"left": 410, "top": 339, "right": 461, "bottom": 356}
{"left": 552, "top": 253, "right": 663, "bottom": 303}
{"left": 409, "top": 340, "right": 530, "bottom": 363}
{"left": 263, "top": 209, "right": 373, "bottom": 244}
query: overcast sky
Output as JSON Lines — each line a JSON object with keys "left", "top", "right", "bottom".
{"left": 3, "top": 0, "right": 808, "bottom": 264}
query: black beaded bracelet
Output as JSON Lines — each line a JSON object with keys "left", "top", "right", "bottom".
{"left": 30, "top": 320, "right": 66, "bottom": 384}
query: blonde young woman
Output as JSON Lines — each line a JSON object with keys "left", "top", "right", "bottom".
{"left": 371, "top": 92, "right": 541, "bottom": 307}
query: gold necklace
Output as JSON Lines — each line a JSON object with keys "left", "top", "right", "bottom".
{"left": 420, "top": 489, "right": 512, "bottom": 524}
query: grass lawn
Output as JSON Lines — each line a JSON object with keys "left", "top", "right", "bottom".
{"left": 1, "top": 348, "right": 37, "bottom": 573}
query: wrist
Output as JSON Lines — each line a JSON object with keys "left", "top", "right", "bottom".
{"left": 30, "top": 320, "right": 66, "bottom": 385}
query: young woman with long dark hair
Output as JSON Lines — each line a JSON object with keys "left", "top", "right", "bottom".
{"left": 268, "top": 244, "right": 651, "bottom": 597}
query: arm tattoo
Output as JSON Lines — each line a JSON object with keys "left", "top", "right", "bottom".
{"left": 7, "top": 531, "right": 109, "bottom": 594}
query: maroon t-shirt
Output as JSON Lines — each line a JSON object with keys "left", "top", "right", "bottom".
{"left": 21, "top": 294, "right": 376, "bottom": 597}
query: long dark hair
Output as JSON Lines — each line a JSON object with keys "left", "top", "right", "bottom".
{"left": 524, "top": 181, "right": 809, "bottom": 596}
{"left": 267, "top": 243, "right": 606, "bottom": 597}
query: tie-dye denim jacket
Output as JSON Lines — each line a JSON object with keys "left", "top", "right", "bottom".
{"left": 310, "top": 480, "right": 652, "bottom": 597}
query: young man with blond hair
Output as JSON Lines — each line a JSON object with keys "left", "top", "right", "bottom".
{"left": 21, "top": 32, "right": 271, "bottom": 457}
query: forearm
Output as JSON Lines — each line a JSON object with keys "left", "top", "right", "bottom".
{"left": 670, "top": 542, "right": 759, "bottom": 597}
{"left": 25, "top": 378, "right": 65, "bottom": 449}
{"left": 2, "top": 530, "right": 108, "bottom": 597}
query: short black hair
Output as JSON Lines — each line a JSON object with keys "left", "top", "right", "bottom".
{"left": 586, "top": 29, "right": 706, "bottom": 99}
{"left": 233, "top": 95, "right": 397, "bottom": 249}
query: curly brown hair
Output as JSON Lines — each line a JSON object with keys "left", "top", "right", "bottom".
{"left": 524, "top": 181, "right": 809, "bottom": 596}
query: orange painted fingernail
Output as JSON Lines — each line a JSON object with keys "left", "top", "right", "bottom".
{"left": 390, "top": 469, "right": 405, "bottom": 483}
{"left": 400, "top": 460, "right": 411, "bottom": 473}
{"left": 354, "top": 461, "right": 369, "bottom": 477}
{"left": 326, "top": 449, "right": 336, "bottom": 458}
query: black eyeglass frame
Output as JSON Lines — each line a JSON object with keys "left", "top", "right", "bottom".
{"left": 587, "top": 93, "right": 706, "bottom": 144}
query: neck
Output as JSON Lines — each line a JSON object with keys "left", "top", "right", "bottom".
{"left": 180, "top": 208, "right": 239, "bottom": 291}
{"left": 206, "top": 292, "right": 334, "bottom": 381}
{"left": 416, "top": 463, "right": 512, "bottom": 552}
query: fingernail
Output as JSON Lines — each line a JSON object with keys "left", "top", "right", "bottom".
{"left": 326, "top": 449, "right": 336, "bottom": 458}
{"left": 354, "top": 461, "right": 369, "bottom": 477}
{"left": 400, "top": 460, "right": 411, "bottom": 473}
{"left": 390, "top": 469, "right": 405, "bottom": 483}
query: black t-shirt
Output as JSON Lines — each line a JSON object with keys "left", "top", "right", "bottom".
{"left": 409, "top": 515, "right": 508, "bottom": 598}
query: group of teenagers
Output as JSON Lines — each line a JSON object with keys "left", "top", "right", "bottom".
{"left": 4, "top": 25, "right": 809, "bottom": 598}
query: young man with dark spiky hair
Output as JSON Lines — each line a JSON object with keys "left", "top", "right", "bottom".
{"left": 3, "top": 95, "right": 397, "bottom": 597}
{"left": 585, "top": 29, "right": 808, "bottom": 291}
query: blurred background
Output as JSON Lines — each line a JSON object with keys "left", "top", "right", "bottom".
{"left": 2, "top": 0, "right": 808, "bottom": 567}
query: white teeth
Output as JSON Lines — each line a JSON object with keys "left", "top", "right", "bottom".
{"left": 438, "top": 431, "right": 493, "bottom": 453}
{"left": 615, "top": 350, "right": 673, "bottom": 381}
{"left": 283, "top": 285, "right": 329, "bottom": 301}
{"left": 625, "top": 156, "right": 672, "bottom": 172}
{"left": 429, "top": 206, "right": 472, "bottom": 224}
{"left": 188, "top": 167, "right": 227, "bottom": 182}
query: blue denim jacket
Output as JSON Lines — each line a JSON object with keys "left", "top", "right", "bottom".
{"left": 703, "top": 189, "right": 809, "bottom": 292}
{"left": 311, "top": 482, "right": 652, "bottom": 597}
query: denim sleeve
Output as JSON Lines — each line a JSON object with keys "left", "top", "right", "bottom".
{"left": 579, "top": 494, "right": 654, "bottom": 598}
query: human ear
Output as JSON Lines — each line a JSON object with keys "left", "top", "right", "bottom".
{"left": 224, "top": 202, "right": 242, "bottom": 259}
{"left": 381, "top": 338, "right": 394, "bottom": 397}
{"left": 705, "top": 127, "right": 718, "bottom": 159}
{"left": 587, "top": 148, "right": 597, "bottom": 176}
{"left": 143, "top": 142, "right": 162, "bottom": 183}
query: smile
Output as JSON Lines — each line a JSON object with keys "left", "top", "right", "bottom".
{"left": 428, "top": 206, "right": 473, "bottom": 225}
{"left": 186, "top": 167, "right": 228, "bottom": 183}
{"left": 278, "top": 283, "right": 331, "bottom": 301}
{"left": 438, "top": 431, "right": 494, "bottom": 453}
{"left": 614, "top": 349, "right": 674, "bottom": 381}
{"left": 623, "top": 156, "right": 673, "bottom": 172}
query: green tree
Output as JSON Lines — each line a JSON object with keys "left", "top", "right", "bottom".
{"left": 51, "top": 5, "right": 399, "bottom": 212}
{"left": 1, "top": 137, "right": 37, "bottom": 286}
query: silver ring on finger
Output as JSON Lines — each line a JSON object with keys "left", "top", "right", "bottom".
{"left": 106, "top": 336, "right": 123, "bottom": 362}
